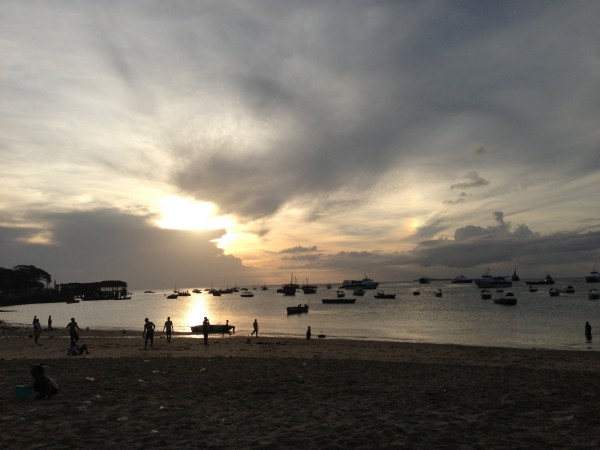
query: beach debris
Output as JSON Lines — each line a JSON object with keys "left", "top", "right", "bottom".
{"left": 85, "top": 377, "right": 95, "bottom": 382}
{"left": 117, "top": 416, "right": 128, "bottom": 422}
{"left": 151, "top": 429, "right": 159, "bottom": 434}
{"left": 199, "top": 367, "right": 206, "bottom": 372}
{"left": 77, "top": 406, "right": 88, "bottom": 412}
{"left": 151, "top": 369, "right": 160, "bottom": 374}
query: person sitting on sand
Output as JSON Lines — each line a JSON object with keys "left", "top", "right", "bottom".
{"left": 163, "top": 317, "right": 173, "bottom": 342}
{"left": 143, "top": 318, "right": 156, "bottom": 349}
{"left": 31, "top": 364, "right": 59, "bottom": 399}
{"left": 66, "top": 318, "right": 82, "bottom": 346}
{"left": 68, "top": 342, "right": 90, "bottom": 355}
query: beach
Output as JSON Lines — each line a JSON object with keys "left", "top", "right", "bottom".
{"left": 2, "top": 327, "right": 600, "bottom": 449}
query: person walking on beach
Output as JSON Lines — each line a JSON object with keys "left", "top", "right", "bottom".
{"left": 143, "top": 318, "right": 156, "bottom": 349}
{"left": 202, "top": 317, "right": 210, "bottom": 345}
{"left": 66, "top": 318, "right": 81, "bottom": 346}
{"left": 585, "top": 321, "right": 592, "bottom": 342}
{"left": 306, "top": 326, "right": 311, "bottom": 340}
{"left": 33, "top": 317, "right": 42, "bottom": 344}
{"left": 163, "top": 317, "right": 173, "bottom": 342}
{"left": 47, "top": 315, "right": 52, "bottom": 331}
{"left": 251, "top": 319, "right": 259, "bottom": 337}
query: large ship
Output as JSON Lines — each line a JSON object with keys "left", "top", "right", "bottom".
{"left": 474, "top": 271, "right": 512, "bottom": 288}
{"left": 340, "top": 275, "right": 379, "bottom": 290}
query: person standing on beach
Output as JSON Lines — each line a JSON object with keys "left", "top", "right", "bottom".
{"left": 585, "top": 321, "right": 592, "bottom": 342}
{"left": 66, "top": 318, "right": 81, "bottom": 346}
{"left": 251, "top": 319, "right": 259, "bottom": 337}
{"left": 33, "top": 317, "right": 42, "bottom": 344}
{"left": 143, "top": 318, "right": 156, "bottom": 349}
{"left": 202, "top": 317, "right": 210, "bottom": 345}
{"left": 163, "top": 317, "right": 173, "bottom": 342}
{"left": 306, "top": 326, "right": 311, "bottom": 340}
{"left": 47, "top": 315, "right": 53, "bottom": 331}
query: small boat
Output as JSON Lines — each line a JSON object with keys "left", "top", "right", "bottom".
{"left": 178, "top": 291, "right": 191, "bottom": 296}
{"left": 588, "top": 289, "right": 600, "bottom": 300}
{"left": 493, "top": 292, "right": 517, "bottom": 305}
{"left": 511, "top": 268, "right": 520, "bottom": 282}
{"left": 412, "top": 290, "right": 420, "bottom": 296}
{"left": 66, "top": 298, "right": 80, "bottom": 304}
{"left": 261, "top": 284, "right": 268, "bottom": 290}
{"left": 287, "top": 304, "right": 309, "bottom": 315}
{"left": 301, "top": 279, "right": 318, "bottom": 294}
{"left": 353, "top": 288, "right": 365, "bottom": 296}
{"left": 528, "top": 286, "right": 538, "bottom": 293}
{"left": 326, "top": 283, "right": 332, "bottom": 289}
{"left": 526, "top": 273, "right": 555, "bottom": 285}
{"left": 419, "top": 277, "right": 430, "bottom": 284}
{"left": 282, "top": 274, "right": 300, "bottom": 296}
{"left": 192, "top": 289, "right": 202, "bottom": 293}
{"left": 549, "top": 288, "right": 560, "bottom": 297}
{"left": 560, "top": 285, "right": 575, "bottom": 294}
{"left": 322, "top": 298, "right": 357, "bottom": 304}
{"left": 451, "top": 275, "right": 473, "bottom": 284}
{"left": 240, "top": 291, "right": 254, "bottom": 298}
{"left": 166, "top": 293, "right": 178, "bottom": 299}
{"left": 190, "top": 324, "right": 236, "bottom": 334}
{"left": 585, "top": 269, "right": 600, "bottom": 283}
{"left": 374, "top": 290, "right": 396, "bottom": 299}
{"left": 480, "top": 290, "right": 492, "bottom": 300}
{"left": 143, "top": 290, "right": 155, "bottom": 293}
{"left": 336, "top": 290, "right": 346, "bottom": 298}
{"left": 434, "top": 289, "right": 443, "bottom": 298}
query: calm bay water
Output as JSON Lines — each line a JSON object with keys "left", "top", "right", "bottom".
{"left": 3, "top": 279, "right": 599, "bottom": 351}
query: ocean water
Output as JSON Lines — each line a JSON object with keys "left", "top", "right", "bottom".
{"left": 3, "top": 279, "right": 599, "bottom": 352}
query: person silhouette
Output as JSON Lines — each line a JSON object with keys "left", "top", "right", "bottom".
{"left": 202, "top": 317, "right": 210, "bottom": 345}
{"left": 163, "top": 317, "right": 173, "bottom": 342}
{"left": 306, "top": 326, "right": 311, "bottom": 340}
{"left": 251, "top": 319, "right": 259, "bottom": 337}
{"left": 585, "top": 321, "right": 592, "bottom": 342}
{"left": 143, "top": 318, "right": 156, "bottom": 349}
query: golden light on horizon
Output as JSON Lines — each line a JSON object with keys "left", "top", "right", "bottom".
{"left": 154, "top": 196, "right": 234, "bottom": 231}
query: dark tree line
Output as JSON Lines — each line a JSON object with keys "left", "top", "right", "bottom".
{"left": 0, "top": 265, "right": 52, "bottom": 291}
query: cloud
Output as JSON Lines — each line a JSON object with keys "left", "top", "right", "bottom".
{"left": 450, "top": 172, "right": 490, "bottom": 190}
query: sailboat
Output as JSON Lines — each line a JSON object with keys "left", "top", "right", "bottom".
{"left": 511, "top": 268, "right": 520, "bottom": 282}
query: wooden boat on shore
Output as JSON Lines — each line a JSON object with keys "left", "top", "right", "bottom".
{"left": 190, "top": 324, "right": 235, "bottom": 335}
{"left": 286, "top": 304, "right": 309, "bottom": 315}
{"left": 374, "top": 290, "right": 396, "bottom": 299}
{"left": 493, "top": 292, "right": 517, "bottom": 305}
{"left": 322, "top": 298, "right": 357, "bottom": 304}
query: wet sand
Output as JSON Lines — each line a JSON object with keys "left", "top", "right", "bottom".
{"left": 2, "top": 327, "right": 600, "bottom": 448}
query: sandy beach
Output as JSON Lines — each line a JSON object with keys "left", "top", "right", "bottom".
{"left": 2, "top": 326, "right": 600, "bottom": 449}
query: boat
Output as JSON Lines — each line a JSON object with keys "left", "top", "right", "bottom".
{"left": 526, "top": 273, "right": 554, "bottom": 285}
{"left": 192, "top": 289, "right": 202, "bottom": 294}
{"left": 528, "top": 286, "right": 538, "bottom": 293}
{"left": 419, "top": 277, "right": 430, "bottom": 284}
{"left": 493, "top": 292, "right": 517, "bottom": 305}
{"left": 585, "top": 269, "right": 600, "bottom": 283}
{"left": 282, "top": 274, "right": 300, "bottom": 296}
{"left": 480, "top": 289, "right": 492, "bottom": 300}
{"left": 166, "top": 293, "right": 178, "bottom": 299}
{"left": 451, "top": 275, "right": 473, "bottom": 284}
{"left": 261, "top": 284, "right": 268, "bottom": 291}
{"left": 301, "top": 279, "right": 318, "bottom": 294}
{"left": 143, "top": 290, "right": 155, "bottom": 293}
{"left": 190, "top": 323, "right": 236, "bottom": 334}
{"left": 336, "top": 290, "right": 346, "bottom": 298}
{"left": 178, "top": 291, "right": 191, "bottom": 296}
{"left": 511, "top": 268, "right": 520, "bottom": 282}
{"left": 66, "top": 298, "right": 80, "bottom": 304}
{"left": 322, "top": 298, "right": 357, "bottom": 304}
{"left": 434, "top": 289, "right": 443, "bottom": 298}
{"left": 340, "top": 275, "right": 379, "bottom": 290}
{"left": 549, "top": 288, "right": 560, "bottom": 297}
{"left": 474, "top": 271, "right": 512, "bottom": 288}
{"left": 326, "top": 283, "right": 332, "bottom": 289}
{"left": 240, "top": 291, "right": 254, "bottom": 298}
{"left": 374, "top": 290, "right": 396, "bottom": 299}
{"left": 353, "top": 288, "right": 365, "bottom": 296}
{"left": 588, "top": 289, "right": 600, "bottom": 300}
{"left": 561, "top": 285, "right": 575, "bottom": 294}
{"left": 412, "top": 290, "right": 420, "bottom": 296}
{"left": 286, "top": 304, "right": 309, "bottom": 315}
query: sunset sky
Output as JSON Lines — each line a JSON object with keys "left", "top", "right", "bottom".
{"left": 1, "top": 1, "right": 599, "bottom": 289}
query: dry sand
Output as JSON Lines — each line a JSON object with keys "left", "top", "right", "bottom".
{"left": 2, "top": 327, "right": 600, "bottom": 449}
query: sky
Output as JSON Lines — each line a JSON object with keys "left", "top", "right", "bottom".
{"left": 1, "top": 1, "right": 599, "bottom": 289}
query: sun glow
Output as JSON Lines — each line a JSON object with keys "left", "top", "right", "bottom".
{"left": 155, "top": 197, "right": 234, "bottom": 231}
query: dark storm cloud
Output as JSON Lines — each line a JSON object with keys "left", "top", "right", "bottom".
{"left": 0, "top": 209, "right": 254, "bottom": 288}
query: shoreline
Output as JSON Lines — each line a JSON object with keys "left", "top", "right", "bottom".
{"left": 3, "top": 330, "right": 600, "bottom": 448}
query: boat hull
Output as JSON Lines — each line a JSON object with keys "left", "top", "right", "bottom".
{"left": 322, "top": 298, "right": 357, "bottom": 304}
{"left": 190, "top": 324, "right": 235, "bottom": 334}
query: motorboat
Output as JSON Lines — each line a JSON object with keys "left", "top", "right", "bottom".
{"left": 286, "top": 304, "right": 309, "bottom": 315}
{"left": 166, "top": 293, "right": 178, "bottom": 299}
{"left": 336, "top": 290, "right": 346, "bottom": 298}
{"left": 340, "top": 275, "right": 379, "bottom": 290}
{"left": 474, "top": 271, "right": 512, "bottom": 288}
{"left": 549, "top": 288, "right": 560, "bottom": 297}
{"left": 353, "top": 288, "right": 365, "bottom": 296}
{"left": 434, "top": 289, "right": 443, "bottom": 298}
{"left": 588, "top": 289, "right": 600, "bottom": 300}
{"left": 322, "top": 298, "right": 357, "bottom": 304}
{"left": 240, "top": 291, "right": 254, "bottom": 298}
{"left": 526, "top": 274, "right": 555, "bottom": 285}
{"left": 374, "top": 290, "right": 396, "bottom": 299}
{"left": 451, "top": 275, "right": 473, "bottom": 284}
{"left": 493, "top": 292, "right": 517, "bottom": 305}
{"left": 528, "top": 286, "right": 538, "bottom": 293}
{"left": 419, "top": 277, "right": 430, "bottom": 284}
{"left": 561, "top": 285, "right": 575, "bottom": 294}
{"left": 480, "top": 289, "right": 492, "bottom": 300}
{"left": 412, "top": 290, "right": 420, "bottom": 296}
{"left": 585, "top": 270, "right": 600, "bottom": 283}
